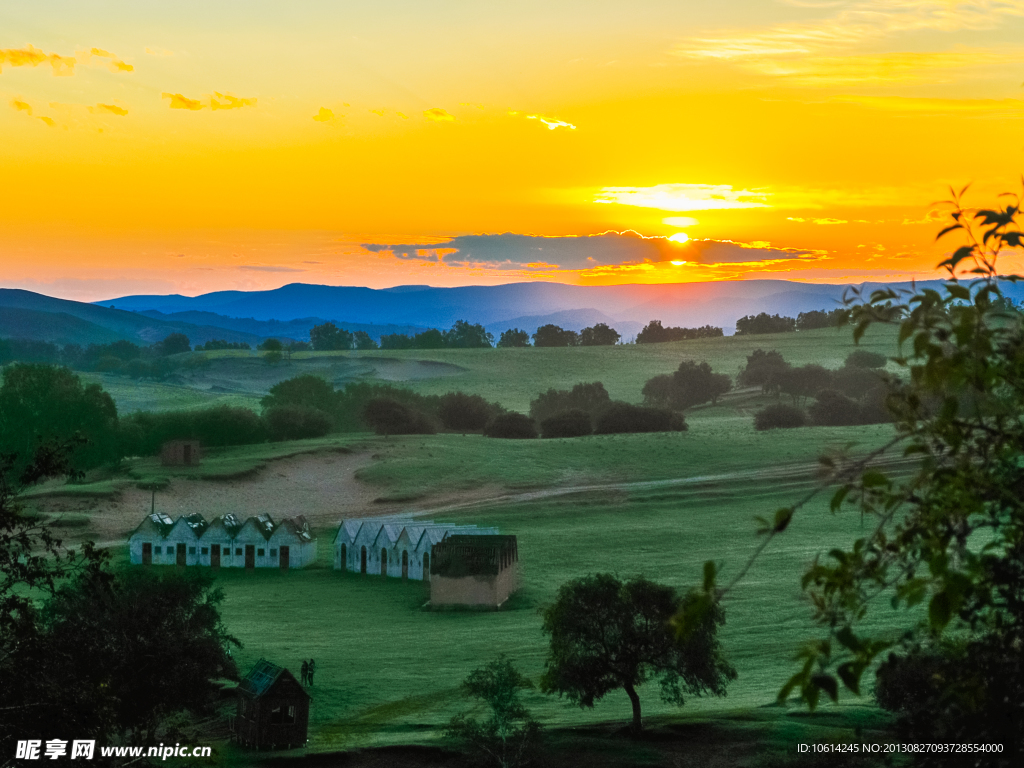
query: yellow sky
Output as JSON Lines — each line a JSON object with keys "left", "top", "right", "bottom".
{"left": 3, "top": 1, "right": 1024, "bottom": 300}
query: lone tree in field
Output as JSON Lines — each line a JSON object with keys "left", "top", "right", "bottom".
{"left": 579, "top": 323, "right": 620, "bottom": 346}
{"left": 540, "top": 574, "right": 735, "bottom": 737}
{"left": 445, "top": 655, "right": 541, "bottom": 768}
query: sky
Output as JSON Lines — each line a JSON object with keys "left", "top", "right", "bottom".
{"left": 3, "top": 0, "right": 1024, "bottom": 301}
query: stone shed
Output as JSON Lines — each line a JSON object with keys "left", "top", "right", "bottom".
{"left": 161, "top": 439, "right": 201, "bottom": 466}
{"left": 430, "top": 534, "right": 519, "bottom": 608}
{"left": 231, "top": 659, "right": 310, "bottom": 750}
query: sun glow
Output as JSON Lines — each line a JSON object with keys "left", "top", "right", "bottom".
{"left": 668, "top": 232, "right": 690, "bottom": 244}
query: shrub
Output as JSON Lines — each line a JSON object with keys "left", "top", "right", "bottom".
{"left": 753, "top": 403, "right": 807, "bottom": 430}
{"left": 808, "top": 389, "right": 862, "bottom": 426}
{"left": 362, "top": 398, "right": 436, "bottom": 436}
{"left": 858, "top": 386, "right": 893, "bottom": 424}
{"left": 438, "top": 392, "right": 499, "bottom": 432}
{"left": 593, "top": 402, "right": 687, "bottom": 434}
{"left": 844, "top": 349, "right": 887, "bottom": 369}
{"left": 484, "top": 413, "right": 538, "bottom": 439}
{"left": 120, "top": 405, "right": 268, "bottom": 455}
{"left": 540, "top": 410, "right": 593, "bottom": 438}
{"left": 529, "top": 382, "right": 610, "bottom": 423}
{"left": 832, "top": 365, "right": 883, "bottom": 399}
{"left": 264, "top": 405, "right": 333, "bottom": 441}
{"left": 261, "top": 374, "right": 336, "bottom": 413}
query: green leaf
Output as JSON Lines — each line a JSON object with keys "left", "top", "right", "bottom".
{"left": 946, "top": 284, "right": 970, "bottom": 300}
{"left": 929, "top": 591, "right": 953, "bottom": 631}
{"left": 702, "top": 560, "right": 717, "bottom": 592}
{"left": 830, "top": 486, "right": 850, "bottom": 512}
{"left": 773, "top": 507, "right": 793, "bottom": 533}
{"left": 811, "top": 674, "right": 839, "bottom": 703}
{"left": 861, "top": 469, "right": 889, "bottom": 488}
{"left": 835, "top": 626, "right": 862, "bottom": 653}
{"left": 836, "top": 662, "right": 864, "bottom": 696}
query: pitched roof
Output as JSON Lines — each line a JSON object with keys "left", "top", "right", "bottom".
{"left": 431, "top": 534, "right": 518, "bottom": 577}
{"left": 237, "top": 658, "right": 310, "bottom": 700}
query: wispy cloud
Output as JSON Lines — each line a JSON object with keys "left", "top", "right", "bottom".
{"left": 0, "top": 45, "right": 76, "bottom": 75}
{"left": 788, "top": 217, "right": 848, "bottom": 224}
{"left": 89, "top": 103, "right": 128, "bottom": 116}
{"left": 81, "top": 47, "right": 133, "bottom": 73}
{"left": 9, "top": 98, "right": 55, "bottom": 126}
{"left": 527, "top": 114, "right": 577, "bottom": 130}
{"left": 312, "top": 106, "right": 334, "bottom": 122}
{"left": 424, "top": 107, "right": 455, "bottom": 121}
{"left": 162, "top": 92, "right": 256, "bottom": 111}
{"left": 362, "top": 231, "right": 820, "bottom": 270}
{"left": 238, "top": 265, "right": 305, "bottom": 273}
{"left": 595, "top": 184, "right": 770, "bottom": 211}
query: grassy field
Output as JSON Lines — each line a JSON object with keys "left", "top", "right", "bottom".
{"left": 115, "top": 457, "right": 904, "bottom": 758}
{"left": 73, "top": 324, "right": 902, "bottom": 417}
{"left": 35, "top": 326, "right": 918, "bottom": 763}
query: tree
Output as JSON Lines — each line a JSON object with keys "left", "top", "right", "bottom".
{"left": 310, "top": 322, "right": 354, "bottom": 351}
{"left": 737, "top": 349, "right": 789, "bottom": 390}
{"left": 734, "top": 313, "right": 796, "bottom": 335}
{"left": 775, "top": 363, "right": 833, "bottom": 405}
{"left": 0, "top": 364, "right": 120, "bottom": 474}
{"left": 380, "top": 333, "right": 414, "bottom": 350}
{"left": 670, "top": 361, "right": 732, "bottom": 408}
{"left": 540, "top": 409, "right": 593, "bottom": 439}
{"left": 532, "top": 324, "right": 579, "bottom": 347}
{"left": 264, "top": 405, "right": 333, "bottom": 441}
{"left": 353, "top": 331, "right": 378, "bottom": 350}
{"left": 155, "top": 333, "right": 191, "bottom": 356}
{"left": 362, "top": 397, "right": 436, "bottom": 436}
{"left": 40, "top": 568, "right": 239, "bottom": 744}
{"left": 497, "top": 329, "right": 530, "bottom": 348}
{"left": 593, "top": 402, "right": 687, "bottom": 434}
{"left": 483, "top": 413, "right": 538, "bottom": 439}
{"left": 413, "top": 328, "right": 445, "bottom": 349}
{"left": 753, "top": 403, "right": 808, "bottom": 430}
{"left": 445, "top": 655, "right": 541, "bottom": 768}
{"left": 844, "top": 349, "right": 887, "bottom": 369}
{"left": 636, "top": 321, "right": 723, "bottom": 344}
{"left": 807, "top": 389, "right": 862, "bottom": 426}
{"left": 540, "top": 574, "right": 735, "bottom": 737}
{"left": 438, "top": 392, "right": 499, "bottom": 432}
{"left": 258, "top": 338, "right": 283, "bottom": 352}
{"left": 261, "top": 374, "right": 336, "bottom": 414}
{"left": 444, "top": 320, "right": 494, "bottom": 348}
{"left": 674, "top": 187, "right": 1024, "bottom": 763}
{"left": 579, "top": 323, "right": 620, "bottom": 346}
{"left": 796, "top": 308, "right": 848, "bottom": 331}
{"left": 529, "top": 382, "right": 611, "bottom": 423}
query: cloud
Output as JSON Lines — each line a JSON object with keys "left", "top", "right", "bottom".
{"left": 89, "top": 103, "right": 128, "bottom": 116}
{"left": 162, "top": 92, "right": 256, "bottom": 111}
{"left": 84, "top": 47, "right": 133, "bottom": 73}
{"left": 312, "top": 107, "right": 334, "bottom": 122}
{"left": 787, "top": 217, "right": 848, "bottom": 224}
{"left": 211, "top": 92, "right": 256, "bottom": 110}
{"left": 0, "top": 45, "right": 76, "bottom": 75}
{"left": 424, "top": 107, "right": 455, "bottom": 121}
{"left": 362, "top": 231, "right": 821, "bottom": 270}
{"left": 9, "top": 98, "right": 55, "bottom": 126}
{"left": 595, "top": 183, "right": 770, "bottom": 211}
{"left": 238, "top": 265, "right": 305, "bottom": 273}
{"left": 527, "top": 114, "right": 577, "bottom": 130}
{"left": 676, "top": 1, "right": 1024, "bottom": 62}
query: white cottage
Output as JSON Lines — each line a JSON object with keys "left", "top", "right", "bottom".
{"left": 333, "top": 517, "right": 499, "bottom": 581}
{"left": 201, "top": 514, "right": 243, "bottom": 568}
{"left": 233, "top": 514, "right": 276, "bottom": 569}
{"left": 128, "top": 513, "right": 174, "bottom": 565}
{"left": 164, "top": 513, "right": 209, "bottom": 567}
{"left": 267, "top": 516, "right": 318, "bottom": 569}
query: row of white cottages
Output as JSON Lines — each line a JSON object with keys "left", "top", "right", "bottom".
{"left": 129, "top": 512, "right": 317, "bottom": 569}
{"left": 333, "top": 517, "right": 498, "bottom": 581}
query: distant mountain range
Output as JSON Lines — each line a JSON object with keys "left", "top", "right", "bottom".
{"left": 3, "top": 278, "right": 1023, "bottom": 349}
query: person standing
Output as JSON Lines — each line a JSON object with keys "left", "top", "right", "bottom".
{"left": 308, "top": 658, "right": 316, "bottom": 687}
{"left": 301, "top": 659, "right": 309, "bottom": 686}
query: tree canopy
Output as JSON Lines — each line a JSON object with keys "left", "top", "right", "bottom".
{"left": 444, "top": 319, "right": 494, "bottom": 348}
{"left": 734, "top": 313, "right": 796, "bottom": 335}
{"left": 579, "top": 323, "right": 620, "bottom": 346}
{"left": 310, "top": 322, "right": 354, "bottom": 351}
{"left": 540, "top": 574, "right": 734, "bottom": 736}
{"left": 636, "top": 321, "right": 723, "bottom": 344}
{"left": 532, "top": 324, "right": 579, "bottom": 347}
{"left": 497, "top": 328, "right": 530, "bottom": 347}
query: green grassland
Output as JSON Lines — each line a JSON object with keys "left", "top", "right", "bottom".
{"left": 53, "top": 326, "right": 916, "bottom": 761}
{"left": 122, "top": 461, "right": 903, "bottom": 758}
{"left": 75, "top": 324, "right": 902, "bottom": 417}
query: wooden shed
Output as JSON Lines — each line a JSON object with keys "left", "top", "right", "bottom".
{"left": 231, "top": 659, "right": 310, "bottom": 750}
{"left": 430, "top": 535, "right": 519, "bottom": 608}
{"left": 267, "top": 516, "right": 317, "bottom": 569}
{"left": 128, "top": 513, "right": 174, "bottom": 565}
{"left": 161, "top": 439, "right": 202, "bottom": 466}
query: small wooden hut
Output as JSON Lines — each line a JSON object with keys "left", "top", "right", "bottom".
{"left": 430, "top": 534, "right": 519, "bottom": 608}
{"left": 161, "top": 440, "right": 202, "bottom": 466}
{"left": 232, "top": 659, "right": 310, "bottom": 750}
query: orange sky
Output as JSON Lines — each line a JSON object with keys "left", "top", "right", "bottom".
{"left": 3, "top": 1, "right": 1024, "bottom": 300}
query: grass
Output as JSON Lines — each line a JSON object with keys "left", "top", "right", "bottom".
{"left": 108, "top": 435, "right": 908, "bottom": 757}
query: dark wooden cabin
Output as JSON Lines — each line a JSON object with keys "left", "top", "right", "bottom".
{"left": 231, "top": 659, "right": 310, "bottom": 750}
{"left": 161, "top": 439, "right": 201, "bottom": 466}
